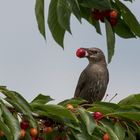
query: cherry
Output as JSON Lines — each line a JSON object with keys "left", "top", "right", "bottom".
{"left": 108, "top": 10, "right": 118, "bottom": 26}
{"left": 91, "top": 8, "right": 118, "bottom": 26}
{"left": 91, "top": 9, "right": 104, "bottom": 22}
{"left": 30, "top": 128, "right": 38, "bottom": 137}
{"left": 102, "top": 10, "right": 110, "bottom": 18}
{"left": 20, "top": 120, "right": 29, "bottom": 130}
{"left": 44, "top": 119, "right": 53, "bottom": 127}
{"left": 20, "top": 129, "right": 26, "bottom": 138}
{"left": 76, "top": 48, "right": 86, "bottom": 58}
{"left": 66, "top": 104, "right": 74, "bottom": 110}
{"left": 31, "top": 137, "right": 37, "bottom": 140}
{"left": 91, "top": 9, "right": 112, "bottom": 22}
{"left": 0, "top": 130, "right": 4, "bottom": 137}
{"left": 91, "top": 9, "right": 101, "bottom": 20}
{"left": 136, "top": 121, "right": 140, "bottom": 126}
{"left": 43, "top": 127, "right": 53, "bottom": 134}
{"left": 109, "top": 18, "right": 118, "bottom": 26}
{"left": 66, "top": 104, "right": 77, "bottom": 113}
{"left": 103, "top": 133, "right": 110, "bottom": 140}
{"left": 109, "top": 10, "right": 118, "bottom": 19}
{"left": 93, "top": 112, "right": 103, "bottom": 120}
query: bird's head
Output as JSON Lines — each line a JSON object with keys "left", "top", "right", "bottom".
{"left": 84, "top": 48, "right": 106, "bottom": 64}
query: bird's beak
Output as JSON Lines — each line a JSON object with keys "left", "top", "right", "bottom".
{"left": 82, "top": 48, "right": 91, "bottom": 57}
{"left": 82, "top": 48, "right": 88, "bottom": 51}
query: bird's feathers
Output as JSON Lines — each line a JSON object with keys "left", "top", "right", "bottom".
{"left": 74, "top": 48, "right": 109, "bottom": 104}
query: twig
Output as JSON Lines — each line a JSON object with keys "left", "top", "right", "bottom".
{"left": 103, "top": 94, "right": 108, "bottom": 101}
{"left": 109, "top": 93, "right": 118, "bottom": 102}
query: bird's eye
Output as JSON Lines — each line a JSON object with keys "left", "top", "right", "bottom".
{"left": 93, "top": 50, "right": 98, "bottom": 54}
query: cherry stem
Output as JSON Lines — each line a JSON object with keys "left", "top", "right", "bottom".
{"left": 109, "top": 93, "right": 118, "bottom": 102}
{"left": 103, "top": 94, "right": 109, "bottom": 101}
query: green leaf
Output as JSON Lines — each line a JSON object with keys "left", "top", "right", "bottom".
{"left": 23, "top": 132, "right": 32, "bottom": 140}
{"left": 114, "top": 122, "right": 125, "bottom": 140}
{"left": 125, "top": 120, "right": 140, "bottom": 135}
{"left": 100, "top": 118, "right": 115, "bottom": 130}
{"left": 107, "top": 112, "right": 140, "bottom": 121}
{"left": 114, "top": 18, "right": 135, "bottom": 38}
{"left": 0, "top": 119, "right": 12, "bottom": 140}
{"left": 78, "top": 108, "right": 96, "bottom": 136}
{"left": 80, "top": 0, "right": 112, "bottom": 10}
{"left": 65, "top": 121, "right": 81, "bottom": 132}
{"left": 71, "top": 130, "right": 89, "bottom": 140}
{"left": 48, "top": 0, "right": 65, "bottom": 47}
{"left": 127, "top": 127, "right": 136, "bottom": 140}
{"left": 118, "top": 94, "right": 140, "bottom": 105}
{"left": 116, "top": 105, "right": 140, "bottom": 112}
{"left": 35, "top": 0, "right": 46, "bottom": 39}
{"left": 68, "top": 0, "right": 81, "bottom": 22}
{"left": 88, "top": 106, "right": 114, "bottom": 114}
{"left": 105, "top": 19, "right": 115, "bottom": 63}
{"left": 58, "top": 98, "right": 87, "bottom": 107}
{"left": 89, "top": 16, "right": 102, "bottom": 34}
{"left": 80, "top": 6, "right": 101, "bottom": 34}
{"left": 30, "top": 94, "right": 53, "bottom": 105}
{"left": 57, "top": 0, "right": 71, "bottom": 33}
{"left": 32, "top": 104, "right": 79, "bottom": 123}
{"left": 88, "top": 102, "right": 119, "bottom": 114}
{"left": 116, "top": 1, "right": 140, "bottom": 37}
{"left": 32, "top": 110, "right": 64, "bottom": 123}
{"left": 0, "top": 87, "right": 37, "bottom": 128}
{"left": 101, "top": 122, "right": 119, "bottom": 140}
{"left": 95, "top": 102, "right": 120, "bottom": 110}
{"left": 0, "top": 100, "right": 20, "bottom": 140}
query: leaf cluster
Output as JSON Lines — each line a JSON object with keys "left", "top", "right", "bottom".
{"left": 0, "top": 86, "right": 140, "bottom": 139}
{"left": 35, "top": 0, "right": 140, "bottom": 63}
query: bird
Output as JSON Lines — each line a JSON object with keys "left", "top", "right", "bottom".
{"left": 74, "top": 47, "right": 109, "bottom": 104}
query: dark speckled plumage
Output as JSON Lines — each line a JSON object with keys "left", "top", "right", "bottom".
{"left": 74, "top": 48, "right": 109, "bottom": 103}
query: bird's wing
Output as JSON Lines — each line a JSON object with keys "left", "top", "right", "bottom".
{"left": 74, "top": 70, "right": 88, "bottom": 98}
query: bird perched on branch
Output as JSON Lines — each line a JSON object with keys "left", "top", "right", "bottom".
{"left": 74, "top": 48, "right": 109, "bottom": 104}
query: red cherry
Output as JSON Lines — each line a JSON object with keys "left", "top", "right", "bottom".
{"left": 31, "top": 137, "right": 37, "bottom": 140}
{"left": 20, "top": 120, "right": 29, "bottom": 130}
{"left": 0, "top": 130, "right": 4, "bottom": 137}
{"left": 102, "top": 10, "right": 110, "bottom": 18}
{"left": 93, "top": 112, "right": 103, "bottom": 120}
{"left": 20, "top": 129, "right": 26, "bottom": 138}
{"left": 108, "top": 10, "right": 118, "bottom": 26}
{"left": 76, "top": 48, "right": 86, "bottom": 58}
{"left": 43, "top": 127, "right": 53, "bottom": 134}
{"left": 109, "top": 10, "right": 118, "bottom": 19}
{"left": 109, "top": 18, "right": 118, "bottom": 26}
{"left": 91, "top": 9, "right": 100, "bottom": 20}
{"left": 44, "top": 119, "right": 53, "bottom": 127}
{"left": 91, "top": 9, "right": 104, "bottom": 22}
{"left": 136, "top": 121, "right": 140, "bottom": 126}
{"left": 30, "top": 128, "right": 38, "bottom": 137}
{"left": 66, "top": 104, "right": 74, "bottom": 110}
{"left": 103, "top": 133, "right": 110, "bottom": 140}
{"left": 99, "top": 12, "right": 105, "bottom": 22}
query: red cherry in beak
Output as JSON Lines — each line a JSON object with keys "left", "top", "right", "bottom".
{"left": 76, "top": 48, "right": 86, "bottom": 58}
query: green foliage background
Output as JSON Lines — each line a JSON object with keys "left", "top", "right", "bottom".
{"left": 0, "top": 86, "right": 140, "bottom": 139}
{"left": 35, "top": 0, "right": 140, "bottom": 63}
